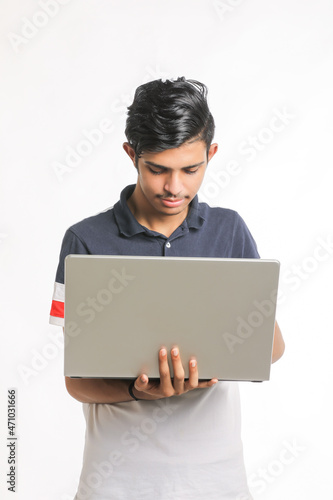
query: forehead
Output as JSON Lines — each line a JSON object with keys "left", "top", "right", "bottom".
{"left": 140, "top": 140, "right": 207, "bottom": 169}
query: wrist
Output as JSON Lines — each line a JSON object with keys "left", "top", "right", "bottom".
{"left": 128, "top": 380, "right": 159, "bottom": 401}
{"left": 128, "top": 380, "right": 141, "bottom": 401}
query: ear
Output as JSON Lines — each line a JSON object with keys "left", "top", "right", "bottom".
{"left": 207, "top": 143, "right": 218, "bottom": 163}
{"left": 123, "top": 142, "right": 137, "bottom": 166}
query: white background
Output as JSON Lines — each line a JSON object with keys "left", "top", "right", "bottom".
{"left": 1, "top": 0, "right": 333, "bottom": 498}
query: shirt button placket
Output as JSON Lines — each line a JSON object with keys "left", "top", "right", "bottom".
{"left": 165, "top": 241, "right": 171, "bottom": 255}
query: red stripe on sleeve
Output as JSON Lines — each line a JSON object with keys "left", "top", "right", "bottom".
{"left": 50, "top": 300, "right": 64, "bottom": 318}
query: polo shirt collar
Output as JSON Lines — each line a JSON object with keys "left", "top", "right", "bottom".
{"left": 114, "top": 184, "right": 205, "bottom": 237}
{"left": 185, "top": 193, "right": 206, "bottom": 230}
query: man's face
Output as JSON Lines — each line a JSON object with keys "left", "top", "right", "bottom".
{"left": 126, "top": 140, "right": 218, "bottom": 218}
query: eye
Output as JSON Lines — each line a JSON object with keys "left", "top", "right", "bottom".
{"left": 148, "top": 167, "right": 164, "bottom": 175}
{"left": 185, "top": 168, "right": 199, "bottom": 175}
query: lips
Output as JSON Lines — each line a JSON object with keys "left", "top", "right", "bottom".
{"left": 161, "top": 198, "right": 184, "bottom": 208}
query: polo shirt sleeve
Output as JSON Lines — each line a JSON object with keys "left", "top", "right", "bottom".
{"left": 49, "top": 229, "right": 89, "bottom": 326}
{"left": 232, "top": 214, "right": 260, "bottom": 259}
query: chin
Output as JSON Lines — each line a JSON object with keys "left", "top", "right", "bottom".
{"left": 160, "top": 206, "right": 188, "bottom": 216}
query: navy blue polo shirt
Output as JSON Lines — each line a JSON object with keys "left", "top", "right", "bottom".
{"left": 49, "top": 184, "right": 259, "bottom": 325}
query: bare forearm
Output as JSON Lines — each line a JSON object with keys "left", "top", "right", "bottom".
{"left": 65, "top": 377, "right": 136, "bottom": 404}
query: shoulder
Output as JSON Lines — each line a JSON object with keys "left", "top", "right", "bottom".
{"left": 198, "top": 200, "right": 243, "bottom": 227}
{"left": 197, "top": 200, "right": 260, "bottom": 258}
{"left": 67, "top": 206, "right": 115, "bottom": 240}
{"left": 59, "top": 206, "right": 117, "bottom": 254}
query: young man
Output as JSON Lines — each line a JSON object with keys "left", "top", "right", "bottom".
{"left": 49, "top": 77, "right": 285, "bottom": 499}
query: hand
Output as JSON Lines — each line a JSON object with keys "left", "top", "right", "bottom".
{"left": 132, "top": 346, "right": 218, "bottom": 400}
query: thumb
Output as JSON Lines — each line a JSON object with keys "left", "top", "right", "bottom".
{"left": 135, "top": 374, "right": 149, "bottom": 392}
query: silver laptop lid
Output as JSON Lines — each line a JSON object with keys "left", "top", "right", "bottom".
{"left": 64, "top": 256, "right": 280, "bottom": 381}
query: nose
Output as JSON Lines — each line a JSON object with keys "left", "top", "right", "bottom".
{"left": 164, "top": 172, "right": 183, "bottom": 197}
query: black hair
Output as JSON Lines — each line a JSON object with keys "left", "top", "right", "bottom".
{"left": 125, "top": 77, "right": 215, "bottom": 162}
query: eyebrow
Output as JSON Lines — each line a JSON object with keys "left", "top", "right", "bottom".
{"left": 144, "top": 160, "right": 205, "bottom": 170}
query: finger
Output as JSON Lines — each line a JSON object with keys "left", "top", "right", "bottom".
{"left": 186, "top": 358, "right": 199, "bottom": 390}
{"left": 171, "top": 347, "right": 185, "bottom": 395}
{"left": 158, "top": 347, "right": 174, "bottom": 397}
{"left": 197, "top": 378, "right": 219, "bottom": 389}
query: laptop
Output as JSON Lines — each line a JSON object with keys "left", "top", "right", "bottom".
{"left": 64, "top": 255, "right": 280, "bottom": 381}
